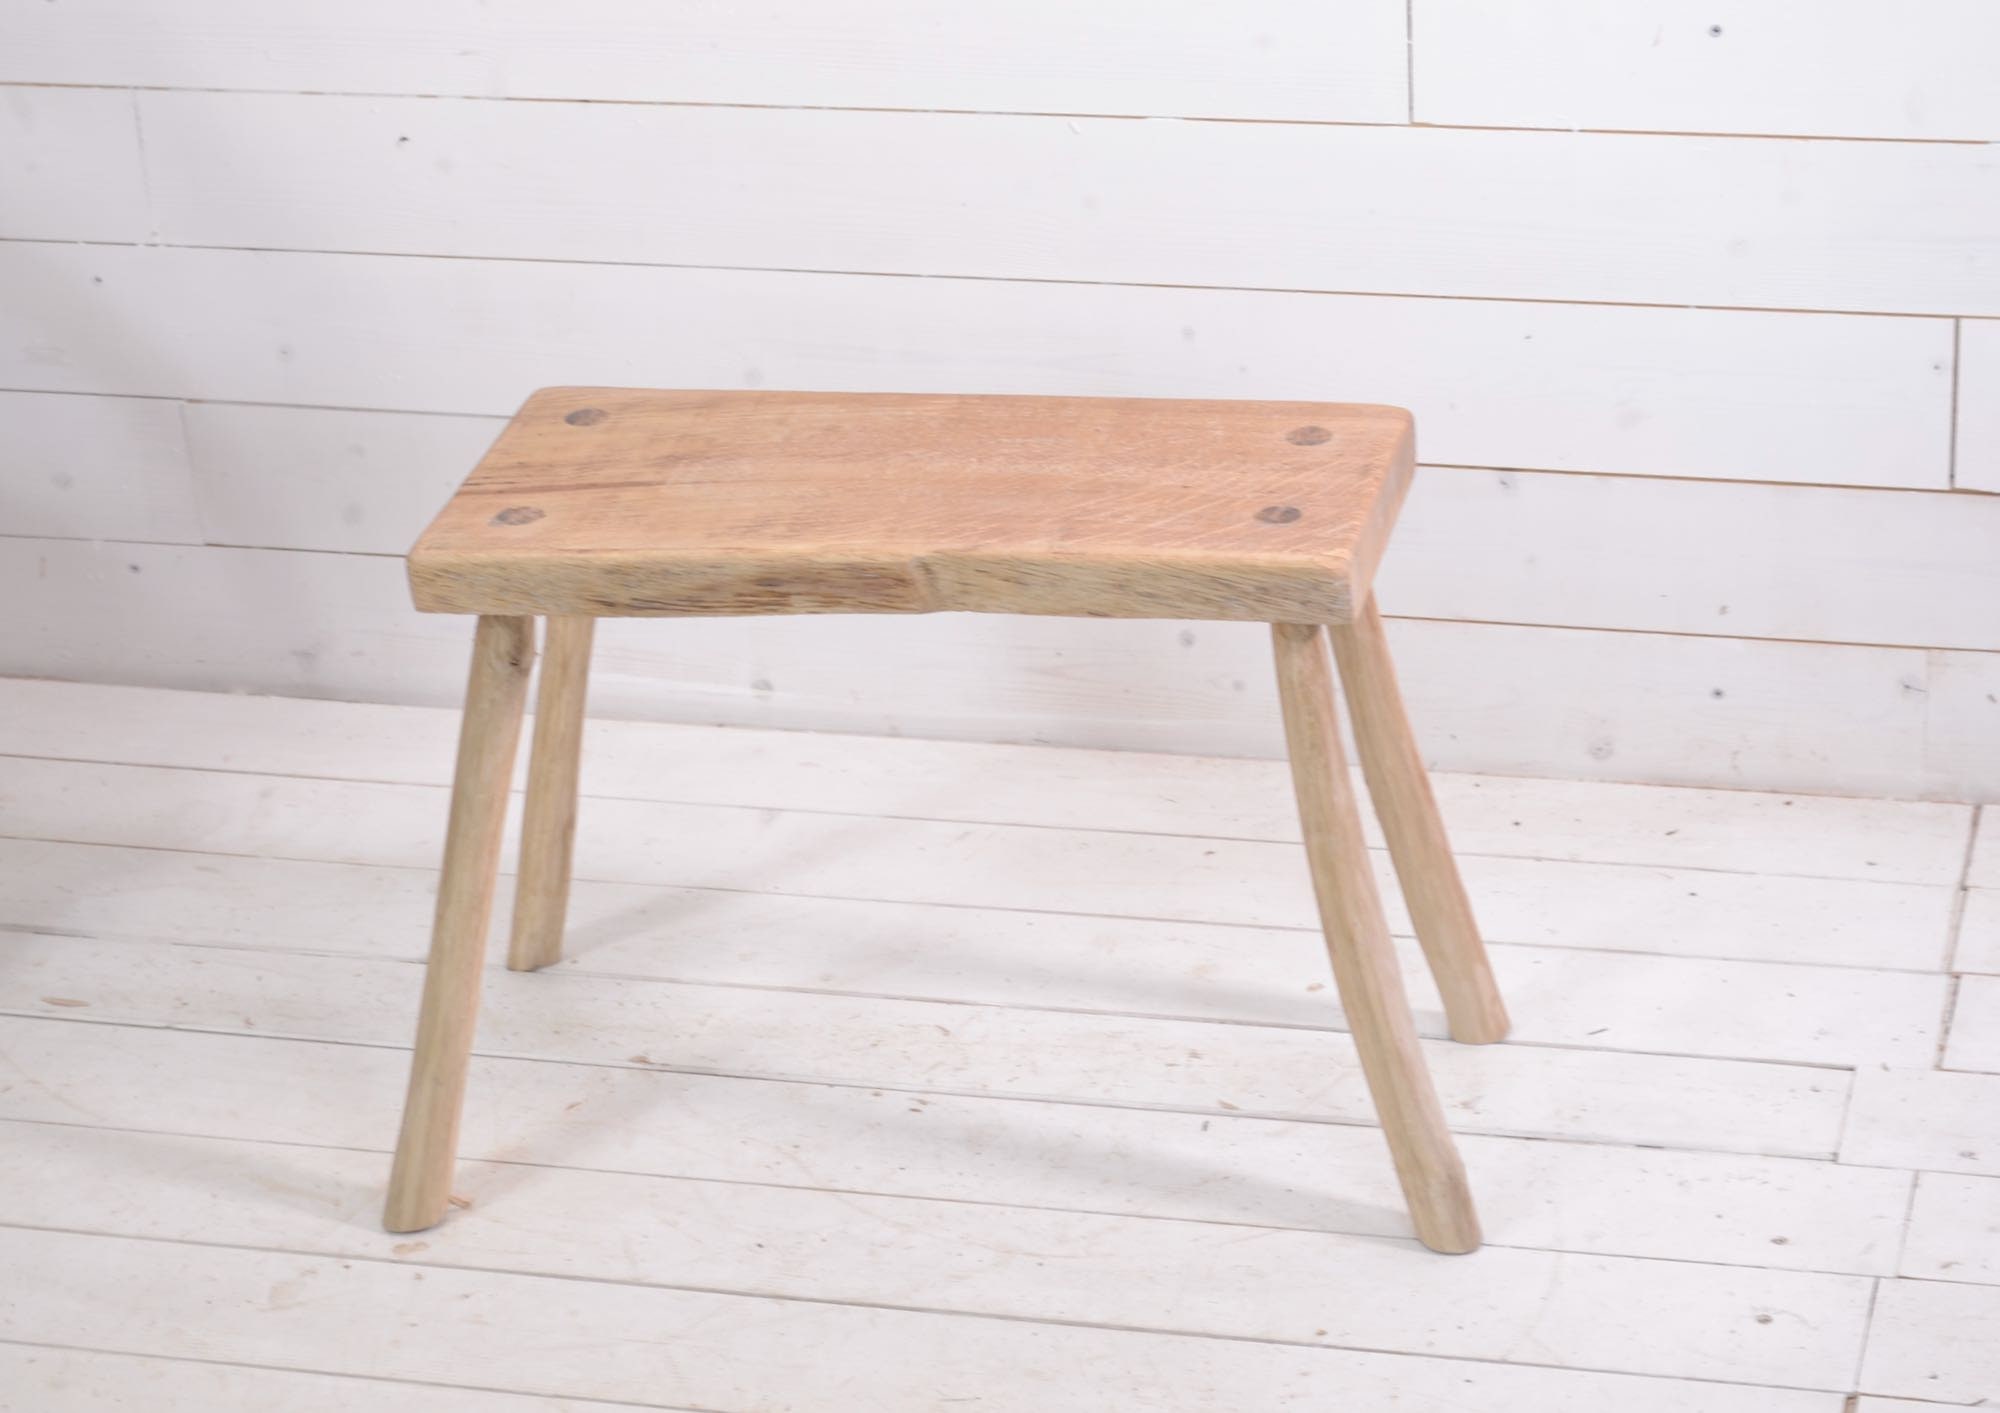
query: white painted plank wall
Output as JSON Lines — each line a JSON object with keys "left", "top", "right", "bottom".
{"left": 2, "top": 248, "right": 1953, "bottom": 485}
{"left": 0, "top": 86, "right": 146, "bottom": 241}
{"left": 0, "top": 1, "right": 1410, "bottom": 121}
{"left": 4, "top": 390, "right": 201, "bottom": 542}
{"left": 17, "top": 84, "right": 2000, "bottom": 315}
{"left": 1961, "top": 320, "right": 2000, "bottom": 493}
{"left": 0, "top": 682, "right": 1983, "bottom": 1407}
{"left": 1412, "top": 0, "right": 2000, "bottom": 140}
{"left": 11, "top": 536, "right": 1999, "bottom": 795}
{"left": 94, "top": 399, "right": 2000, "bottom": 650}
{"left": 1, "top": 4, "right": 1997, "bottom": 797}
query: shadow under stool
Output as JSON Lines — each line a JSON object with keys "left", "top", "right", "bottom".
{"left": 384, "top": 388, "right": 1511, "bottom": 1254}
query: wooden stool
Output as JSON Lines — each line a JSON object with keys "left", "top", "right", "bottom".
{"left": 386, "top": 388, "right": 1510, "bottom": 1253}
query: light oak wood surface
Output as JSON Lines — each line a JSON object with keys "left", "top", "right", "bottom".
{"left": 383, "top": 614, "right": 534, "bottom": 1233}
{"left": 507, "top": 614, "right": 594, "bottom": 973}
{"left": 1271, "top": 621, "right": 1480, "bottom": 1253}
{"left": 408, "top": 388, "right": 1413, "bottom": 621}
{"left": 1332, "top": 598, "right": 1510, "bottom": 1045}
{"left": 389, "top": 391, "right": 1502, "bottom": 1251}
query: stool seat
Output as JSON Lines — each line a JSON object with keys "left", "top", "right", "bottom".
{"left": 409, "top": 388, "right": 1414, "bottom": 621}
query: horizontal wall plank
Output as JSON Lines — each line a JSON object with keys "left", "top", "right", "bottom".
{"left": 0, "top": 86, "right": 146, "bottom": 242}
{"left": 1412, "top": 0, "right": 2000, "bottom": 141}
{"left": 181, "top": 399, "right": 498, "bottom": 551}
{"left": 1, "top": 390, "right": 201, "bottom": 541}
{"left": 1960, "top": 319, "right": 2000, "bottom": 492}
{"left": 0, "top": 1018, "right": 1908, "bottom": 1276}
{"left": 127, "top": 92, "right": 2000, "bottom": 316}
{"left": 0, "top": 1226, "right": 1848, "bottom": 1412}
{"left": 5, "top": 864, "right": 1949, "bottom": 1066}
{"left": 0, "top": 1, "right": 1407, "bottom": 122}
{"left": 0, "top": 758, "right": 1951, "bottom": 973}
{"left": 0, "top": 245, "right": 1955, "bottom": 488}
{"left": 0, "top": 1123, "right": 1876, "bottom": 1390}
{"left": 1388, "top": 470, "right": 2000, "bottom": 652}
{"left": 0, "top": 679, "right": 1971, "bottom": 884}
{"left": 163, "top": 396, "right": 2000, "bottom": 651}
{"left": 2, "top": 536, "right": 1993, "bottom": 798}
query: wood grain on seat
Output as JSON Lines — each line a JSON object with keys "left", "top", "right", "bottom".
{"left": 408, "top": 388, "right": 1415, "bottom": 621}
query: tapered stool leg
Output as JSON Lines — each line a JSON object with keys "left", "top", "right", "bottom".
{"left": 508, "top": 615, "right": 595, "bottom": 973}
{"left": 384, "top": 614, "right": 536, "bottom": 1233}
{"left": 1330, "top": 598, "right": 1509, "bottom": 1045}
{"left": 1271, "top": 622, "right": 1480, "bottom": 1254}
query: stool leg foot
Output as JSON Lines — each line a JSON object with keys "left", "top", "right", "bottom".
{"left": 508, "top": 615, "right": 595, "bottom": 973}
{"left": 1330, "top": 598, "right": 1509, "bottom": 1045}
{"left": 1272, "top": 621, "right": 1480, "bottom": 1254}
{"left": 385, "top": 615, "right": 535, "bottom": 1234}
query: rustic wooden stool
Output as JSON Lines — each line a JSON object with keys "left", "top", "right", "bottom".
{"left": 386, "top": 388, "right": 1510, "bottom": 1253}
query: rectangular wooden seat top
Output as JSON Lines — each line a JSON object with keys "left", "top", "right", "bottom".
{"left": 408, "top": 388, "right": 1416, "bottom": 622}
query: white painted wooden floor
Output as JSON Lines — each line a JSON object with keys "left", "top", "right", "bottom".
{"left": 0, "top": 676, "right": 1995, "bottom": 1411}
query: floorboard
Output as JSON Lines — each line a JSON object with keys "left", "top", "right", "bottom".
{"left": 0, "top": 678, "right": 1972, "bottom": 882}
{"left": 1, "top": 933, "right": 1855, "bottom": 1155}
{"left": 0, "top": 1025, "right": 1906, "bottom": 1273}
{"left": 0, "top": 838, "right": 1956, "bottom": 1059}
{"left": 0, "top": 1228, "right": 1850, "bottom": 1413}
{"left": 0, "top": 1124, "right": 1874, "bottom": 1388}
{"left": 0, "top": 680, "right": 1989, "bottom": 1408}
{"left": 0, "top": 756, "right": 1958, "bottom": 969}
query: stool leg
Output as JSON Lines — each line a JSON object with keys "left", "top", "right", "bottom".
{"left": 385, "top": 614, "right": 535, "bottom": 1233}
{"left": 1271, "top": 622, "right": 1480, "bottom": 1254}
{"left": 508, "top": 615, "right": 596, "bottom": 973}
{"left": 1329, "top": 599, "right": 1509, "bottom": 1045}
